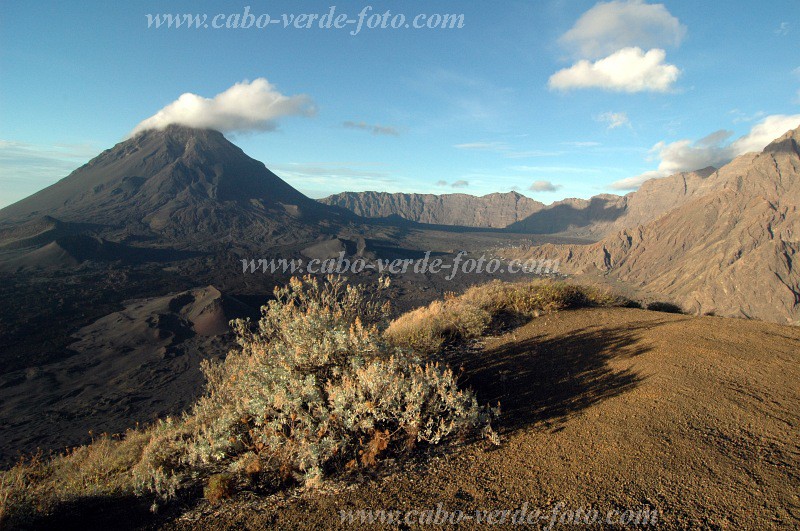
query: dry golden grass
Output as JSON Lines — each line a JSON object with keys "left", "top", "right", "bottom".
{"left": 385, "top": 279, "right": 628, "bottom": 355}
{"left": 0, "top": 427, "right": 170, "bottom": 524}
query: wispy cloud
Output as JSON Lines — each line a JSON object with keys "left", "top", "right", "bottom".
{"left": 435, "top": 180, "right": 448, "bottom": 186}
{"left": 728, "top": 109, "right": 766, "bottom": 124}
{"left": 343, "top": 121, "right": 399, "bottom": 136}
{"left": 131, "top": 78, "right": 315, "bottom": 136}
{"left": 454, "top": 141, "right": 508, "bottom": 151}
{"left": 775, "top": 22, "right": 790, "bottom": 36}
{"left": 454, "top": 141, "right": 563, "bottom": 158}
{"left": 270, "top": 161, "right": 394, "bottom": 196}
{"left": 597, "top": 111, "right": 631, "bottom": 129}
{"left": 451, "top": 180, "right": 470, "bottom": 188}
{"left": 511, "top": 165, "right": 601, "bottom": 174}
{"left": 407, "top": 68, "right": 516, "bottom": 130}
{"left": 562, "top": 141, "right": 602, "bottom": 147}
{"left": 0, "top": 140, "right": 98, "bottom": 208}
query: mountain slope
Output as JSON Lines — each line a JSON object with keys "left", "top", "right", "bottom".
{"left": 0, "top": 286, "right": 253, "bottom": 464}
{"left": 506, "top": 194, "right": 627, "bottom": 237}
{"left": 503, "top": 127, "right": 800, "bottom": 324}
{"left": 0, "top": 125, "right": 347, "bottom": 246}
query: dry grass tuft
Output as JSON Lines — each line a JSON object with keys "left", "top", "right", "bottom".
{"left": 204, "top": 473, "right": 234, "bottom": 504}
{"left": 385, "top": 279, "right": 628, "bottom": 355}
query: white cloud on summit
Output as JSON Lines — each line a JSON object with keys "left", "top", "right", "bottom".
{"left": 611, "top": 114, "right": 800, "bottom": 190}
{"left": 549, "top": 47, "right": 680, "bottom": 93}
{"left": 131, "top": 78, "right": 315, "bottom": 136}
{"left": 730, "top": 115, "right": 800, "bottom": 154}
{"left": 559, "top": 0, "right": 686, "bottom": 59}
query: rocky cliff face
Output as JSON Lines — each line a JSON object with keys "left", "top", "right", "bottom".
{"left": 504, "top": 127, "right": 800, "bottom": 325}
{"left": 320, "top": 168, "right": 720, "bottom": 239}
{"left": 320, "top": 191, "right": 545, "bottom": 228}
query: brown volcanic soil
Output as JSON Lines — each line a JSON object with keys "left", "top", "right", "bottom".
{"left": 156, "top": 307, "right": 800, "bottom": 530}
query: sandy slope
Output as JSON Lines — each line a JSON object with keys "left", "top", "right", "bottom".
{"left": 163, "top": 308, "right": 800, "bottom": 530}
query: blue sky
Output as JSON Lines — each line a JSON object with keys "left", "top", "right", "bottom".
{"left": 1, "top": 1, "right": 799, "bottom": 208}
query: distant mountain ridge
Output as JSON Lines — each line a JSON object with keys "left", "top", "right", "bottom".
{"left": 503, "top": 127, "right": 800, "bottom": 324}
{"left": 319, "top": 191, "right": 545, "bottom": 228}
{"left": 320, "top": 166, "right": 719, "bottom": 239}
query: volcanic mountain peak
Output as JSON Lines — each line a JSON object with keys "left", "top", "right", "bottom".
{"left": 0, "top": 125, "right": 342, "bottom": 244}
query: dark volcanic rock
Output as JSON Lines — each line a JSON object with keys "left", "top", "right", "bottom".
{"left": 0, "top": 286, "right": 254, "bottom": 464}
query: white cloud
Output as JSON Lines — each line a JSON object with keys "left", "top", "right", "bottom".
{"left": 131, "top": 78, "right": 315, "bottom": 136}
{"left": 775, "top": 22, "right": 790, "bottom": 36}
{"left": 610, "top": 114, "right": 800, "bottom": 190}
{"left": 559, "top": 0, "right": 686, "bottom": 59}
{"left": 549, "top": 47, "right": 680, "bottom": 92}
{"left": 435, "top": 180, "right": 448, "bottom": 187}
{"left": 529, "top": 180, "right": 562, "bottom": 192}
{"left": 451, "top": 180, "right": 470, "bottom": 188}
{"left": 597, "top": 111, "right": 630, "bottom": 129}
{"left": 609, "top": 170, "right": 662, "bottom": 191}
{"left": 343, "top": 121, "right": 399, "bottom": 136}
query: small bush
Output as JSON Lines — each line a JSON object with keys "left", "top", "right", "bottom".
{"left": 204, "top": 473, "right": 234, "bottom": 504}
{"left": 646, "top": 301, "right": 683, "bottom": 314}
{"left": 381, "top": 299, "right": 491, "bottom": 354}
{"left": 185, "top": 275, "right": 493, "bottom": 486}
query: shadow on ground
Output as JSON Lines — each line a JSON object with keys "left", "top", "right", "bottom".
{"left": 447, "top": 318, "right": 677, "bottom": 433}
